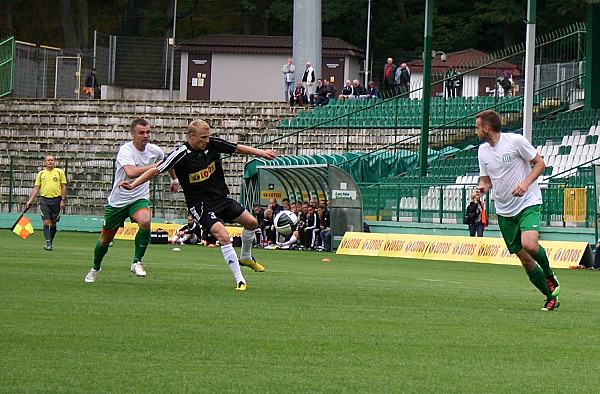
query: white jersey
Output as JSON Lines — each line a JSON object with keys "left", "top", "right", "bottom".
{"left": 478, "top": 132, "right": 542, "bottom": 217}
{"left": 107, "top": 141, "right": 164, "bottom": 207}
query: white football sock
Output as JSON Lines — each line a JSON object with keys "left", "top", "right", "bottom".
{"left": 221, "top": 243, "right": 245, "bottom": 283}
{"left": 282, "top": 234, "right": 298, "bottom": 247}
{"left": 240, "top": 228, "right": 255, "bottom": 260}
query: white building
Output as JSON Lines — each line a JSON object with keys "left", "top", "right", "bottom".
{"left": 176, "top": 35, "right": 365, "bottom": 102}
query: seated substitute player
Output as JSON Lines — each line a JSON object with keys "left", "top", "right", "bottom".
{"left": 475, "top": 109, "right": 560, "bottom": 311}
{"left": 119, "top": 119, "right": 276, "bottom": 291}
{"left": 170, "top": 215, "right": 203, "bottom": 245}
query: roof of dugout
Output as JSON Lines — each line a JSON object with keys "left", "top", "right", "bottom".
{"left": 243, "top": 148, "right": 454, "bottom": 185}
{"left": 241, "top": 162, "right": 364, "bottom": 250}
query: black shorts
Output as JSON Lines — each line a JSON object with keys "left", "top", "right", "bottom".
{"left": 188, "top": 198, "right": 245, "bottom": 234}
{"left": 40, "top": 196, "right": 62, "bottom": 222}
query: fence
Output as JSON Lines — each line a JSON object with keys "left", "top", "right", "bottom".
{"left": 93, "top": 32, "right": 180, "bottom": 90}
{"left": 264, "top": 24, "right": 587, "bottom": 177}
{"left": 8, "top": 31, "right": 180, "bottom": 98}
{"left": 0, "top": 154, "right": 188, "bottom": 219}
{"left": 359, "top": 179, "right": 597, "bottom": 229}
{"left": 0, "top": 36, "right": 14, "bottom": 98}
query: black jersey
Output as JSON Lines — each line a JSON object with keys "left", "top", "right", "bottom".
{"left": 156, "top": 137, "right": 237, "bottom": 205}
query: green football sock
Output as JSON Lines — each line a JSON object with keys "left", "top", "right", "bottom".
{"left": 93, "top": 239, "right": 109, "bottom": 270}
{"left": 133, "top": 228, "right": 151, "bottom": 263}
{"left": 532, "top": 245, "right": 554, "bottom": 277}
{"left": 526, "top": 265, "right": 552, "bottom": 298}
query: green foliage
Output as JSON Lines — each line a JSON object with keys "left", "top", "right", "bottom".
{"left": 2, "top": 0, "right": 588, "bottom": 57}
{"left": 1, "top": 231, "right": 600, "bottom": 392}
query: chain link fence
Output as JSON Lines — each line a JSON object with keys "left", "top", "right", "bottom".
{"left": 10, "top": 31, "right": 180, "bottom": 98}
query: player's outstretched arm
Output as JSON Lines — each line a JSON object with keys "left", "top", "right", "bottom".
{"left": 235, "top": 144, "right": 276, "bottom": 160}
{"left": 119, "top": 167, "right": 160, "bottom": 190}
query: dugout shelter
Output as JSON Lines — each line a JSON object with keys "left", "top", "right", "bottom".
{"left": 242, "top": 159, "right": 363, "bottom": 250}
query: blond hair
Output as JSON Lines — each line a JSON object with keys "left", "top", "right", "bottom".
{"left": 188, "top": 119, "right": 209, "bottom": 135}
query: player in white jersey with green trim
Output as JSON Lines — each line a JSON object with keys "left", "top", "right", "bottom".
{"left": 475, "top": 110, "right": 560, "bottom": 311}
{"left": 85, "top": 118, "right": 178, "bottom": 283}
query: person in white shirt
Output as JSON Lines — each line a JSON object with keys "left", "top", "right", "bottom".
{"left": 282, "top": 58, "right": 296, "bottom": 101}
{"left": 84, "top": 118, "right": 178, "bottom": 283}
{"left": 302, "top": 62, "right": 316, "bottom": 97}
{"left": 475, "top": 110, "right": 560, "bottom": 311}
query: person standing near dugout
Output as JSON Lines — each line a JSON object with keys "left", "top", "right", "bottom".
{"left": 475, "top": 110, "right": 560, "bottom": 311}
{"left": 84, "top": 118, "right": 179, "bottom": 283}
{"left": 26, "top": 155, "right": 67, "bottom": 251}
{"left": 119, "top": 119, "right": 277, "bottom": 291}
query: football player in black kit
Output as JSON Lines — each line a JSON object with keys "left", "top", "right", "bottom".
{"left": 119, "top": 119, "right": 277, "bottom": 290}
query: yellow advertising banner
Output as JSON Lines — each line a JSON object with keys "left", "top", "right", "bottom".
{"left": 423, "top": 236, "right": 484, "bottom": 262}
{"left": 114, "top": 222, "right": 242, "bottom": 240}
{"left": 540, "top": 240, "right": 590, "bottom": 269}
{"left": 336, "top": 232, "right": 591, "bottom": 268}
{"left": 379, "top": 234, "right": 432, "bottom": 259}
{"left": 336, "top": 232, "right": 387, "bottom": 256}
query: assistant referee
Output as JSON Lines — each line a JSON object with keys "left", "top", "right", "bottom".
{"left": 26, "top": 155, "right": 67, "bottom": 251}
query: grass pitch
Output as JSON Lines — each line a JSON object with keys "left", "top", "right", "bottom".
{"left": 1, "top": 231, "right": 599, "bottom": 393}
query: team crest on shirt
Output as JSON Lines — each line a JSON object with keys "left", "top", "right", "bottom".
{"left": 502, "top": 155, "right": 512, "bottom": 163}
{"left": 189, "top": 161, "right": 216, "bottom": 183}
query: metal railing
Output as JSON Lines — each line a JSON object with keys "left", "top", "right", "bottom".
{"left": 262, "top": 24, "right": 587, "bottom": 160}
{"left": 0, "top": 36, "right": 15, "bottom": 98}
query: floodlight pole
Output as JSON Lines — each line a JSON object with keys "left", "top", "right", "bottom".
{"left": 522, "top": 0, "right": 537, "bottom": 142}
{"left": 364, "top": 0, "right": 372, "bottom": 87}
{"left": 168, "top": 0, "right": 177, "bottom": 101}
{"left": 419, "top": 0, "right": 434, "bottom": 177}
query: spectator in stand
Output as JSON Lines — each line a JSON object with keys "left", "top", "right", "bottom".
{"left": 382, "top": 58, "right": 397, "bottom": 92}
{"left": 353, "top": 79, "right": 368, "bottom": 99}
{"left": 290, "top": 82, "right": 308, "bottom": 107}
{"left": 454, "top": 71, "right": 463, "bottom": 97}
{"left": 500, "top": 70, "right": 513, "bottom": 97}
{"left": 446, "top": 68, "right": 458, "bottom": 98}
{"left": 310, "top": 78, "right": 324, "bottom": 106}
{"left": 465, "top": 192, "right": 487, "bottom": 237}
{"left": 315, "top": 80, "right": 336, "bottom": 106}
{"left": 397, "top": 63, "right": 411, "bottom": 97}
{"left": 302, "top": 62, "right": 316, "bottom": 98}
{"left": 316, "top": 204, "right": 331, "bottom": 252}
{"left": 282, "top": 198, "right": 291, "bottom": 211}
{"left": 302, "top": 205, "right": 320, "bottom": 250}
{"left": 84, "top": 68, "right": 101, "bottom": 99}
{"left": 170, "top": 215, "right": 203, "bottom": 245}
{"left": 338, "top": 80, "right": 355, "bottom": 100}
{"left": 282, "top": 58, "right": 296, "bottom": 101}
{"left": 365, "top": 81, "right": 379, "bottom": 99}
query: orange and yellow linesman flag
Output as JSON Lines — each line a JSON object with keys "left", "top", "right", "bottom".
{"left": 12, "top": 215, "right": 34, "bottom": 239}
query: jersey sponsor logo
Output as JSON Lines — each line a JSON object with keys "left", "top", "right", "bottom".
{"left": 189, "top": 161, "right": 216, "bottom": 183}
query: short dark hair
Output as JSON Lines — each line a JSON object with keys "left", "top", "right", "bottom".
{"left": 475, "top": 110, "right": 502, "bottom": 132}
{"left": 130, "top": 118, "right": 149, "bottom": 131}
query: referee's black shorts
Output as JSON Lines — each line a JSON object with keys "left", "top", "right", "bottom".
{"left": 40, "top": 196, "right": 62, "bottom": 222}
